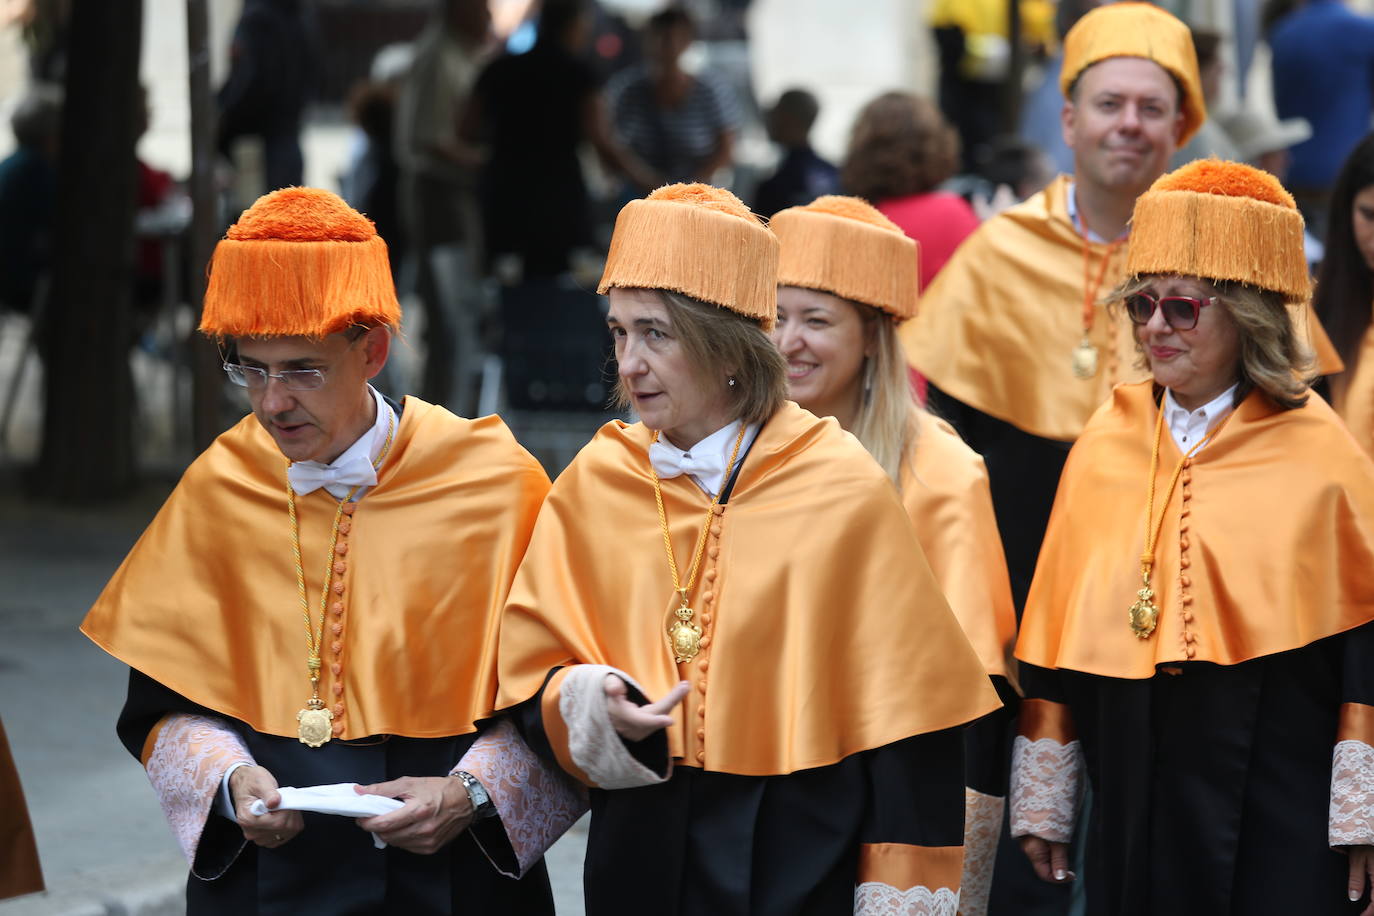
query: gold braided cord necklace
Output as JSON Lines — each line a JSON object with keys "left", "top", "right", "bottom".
{"left": 287, "top": 408, "right": 395, "bottom": 746}
{"left": 651, "top": 423, "right": 748, "bottom": 664}
{"left": 1128, "top": 400, "right": 1231, "bottom": 639}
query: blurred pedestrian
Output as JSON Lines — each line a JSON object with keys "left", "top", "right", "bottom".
{"left": 395, "top": 0, "right": 492, "bottom": 411}
{"left": 1314, "top": 133, "right": 1374, "bottom": 459}
{"left": 464, "top": 0, "right": 656, "bottom": 280}
{"left": 216, "top": 0, "right": 317, "bottom": 194}
{"left": 841, "top": 91, "right": 978, "bottom": 292}
{"left": 342, "top": 80, "right": 404, "bottom": 277}
{"left": 607, "top": 7, "right": 739, "bottom": 186}
{"left": 1170, "top": 28, "right": 1240, "bottom": 167}
{"left": 751, "top": 88, "right": 839, "bottom": 218}
{"left": 0, "top": 84, "right": 60, "bottom": 315}
{"left": 1269, "top": 0, "right": 1374, "bottom": 239}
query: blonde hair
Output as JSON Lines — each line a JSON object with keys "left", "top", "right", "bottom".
{"left": 613, "top": 291, "right": 789, "bottom": 427}
{"left": 1113, "top": 274, "right": 1314, "bottom": 410}
{"left": 849, "top": 308, "right": 922, "bottom": 483}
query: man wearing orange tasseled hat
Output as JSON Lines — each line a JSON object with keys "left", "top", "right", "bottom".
{"left": 1011, "top": 159, "right": 1374, "bottom": 913}
{"left": 493, "top": 183, "right": 1000, "bottom": 913}
{"left": 81, "top": 188, "right": 570, "bottom": 913}
{"left": 901, "top": 2, "right": 1342, "bottom": 623}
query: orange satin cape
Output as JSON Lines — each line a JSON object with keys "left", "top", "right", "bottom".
{"left": 81, "top": 399, "right": 550, "bottom": 740}
{"left": 1016, "top": 381, "right": 1374, "bottom": 678}
{"left": 900, "top": 410, "right": 1018, "bottom": 686}
{"left": 901, "top": 175, "right": 1341, "bottom": 442}
{"left": 1330, "top": 315, "right": 1374, "bottom": 460}
{"left": 0, "top": 716, "right": 42, "bottom": 900}
{"left": 497, "top": 401, "right": 1001, "bottom": 776}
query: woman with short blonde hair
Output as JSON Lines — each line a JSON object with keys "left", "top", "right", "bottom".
{"left": 496, "top": 183, "right": 1000, "bottom": 914}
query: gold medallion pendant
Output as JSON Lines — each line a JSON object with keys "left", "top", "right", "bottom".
{"left": 1071, "top": 335, "right": 1099, "bottom": 379}
{"left": 1128, "top": 578, "right": 1159, "bottom": 639}
{"left": 668, "top": 605, "right": 703, "bottom": 664}
{"left": 297, "top": 698, "right": 334, "bottom": 748}
{"left": 649, "top": 425, "right": 747, "bottom": 666}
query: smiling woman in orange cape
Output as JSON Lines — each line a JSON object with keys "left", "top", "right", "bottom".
{"left": 1011, "top": 161, "right": 1374, "bottom": 915}
{"left": 494, "top": 183, "right": 1000, "bottom": 915}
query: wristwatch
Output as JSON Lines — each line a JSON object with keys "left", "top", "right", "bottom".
{"left": 453, "top": 770, "right": 496, "bottom": 820}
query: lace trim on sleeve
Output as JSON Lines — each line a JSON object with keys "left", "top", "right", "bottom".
{"left": 959, "top": 788, "right": 1003, "bottom": 915}
{"left": 854, "top": 883, "right": 959, "bottom": 916}
{"left": 457, "top": 718, "right": 589, "bottom": 878}
{"left": 560, "top": 664, "right": 671, "bottom": 790}
{"left": 144, "top": 713, "right": 253, "bottom": 868}
{"left": 1330, "top": 738, "right": 1374, "bottom": 847}
{"left": 1009, "top": 735, "right": 1082, "bottom": 844}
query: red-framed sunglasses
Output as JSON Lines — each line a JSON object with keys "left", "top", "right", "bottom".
{"left": 1124, "top": 292, "right": 1218, "bottom": 331}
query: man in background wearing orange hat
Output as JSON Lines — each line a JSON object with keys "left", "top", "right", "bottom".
{"left": 904, "top": 3, "right": 1339, "bottom": 619}
{"left": 903, "top": 2, "right": 1205, "bottom": 619}
{"left": 81, "top": 188, "right": 568, "bottom": 912}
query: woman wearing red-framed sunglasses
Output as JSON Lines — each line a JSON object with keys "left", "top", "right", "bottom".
{"left": 1011, "top": 159, "right": 1374, "bottom": 915}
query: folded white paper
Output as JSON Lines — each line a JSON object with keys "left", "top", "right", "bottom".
{"left": 249, "top": 783, "right": 405, "bottom": 848}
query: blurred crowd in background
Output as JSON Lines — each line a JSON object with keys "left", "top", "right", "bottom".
{"left": 0, "top": 0, "right": 1372, "bottom": 466}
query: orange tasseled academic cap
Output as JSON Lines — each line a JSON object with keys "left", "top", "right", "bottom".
{"left": 199, "top": 187, "right": 401, "bottom": 339}
{"left": 598, "top": 183, "right": 778, "bottom": 330}
{"left": 1061, "top": 2, "right": 1205, "bottom": 146}
{"left": 1126, "top": 159, "right": 1311, "bottom": 302}
{"left": 772, "top": 196, "right": 918, "bottom": 320}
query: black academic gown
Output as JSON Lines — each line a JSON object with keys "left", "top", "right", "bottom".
{"left": 513, "top": 685, "right": 964, "bottom": 916}
{"left": 508, "top": 455, "right": 968, "bottom": 916}
{"left": 925, "top": 385, "right": 1071, "bottom": 614}
{"left": 1019, "top": 622, "right": 1374, "bottom": 915}
{"left": 927, "top": 385, "right": 1074, "bottom": 915}
{"left": 119, "top": 671, "right": 553, "bottom": 916}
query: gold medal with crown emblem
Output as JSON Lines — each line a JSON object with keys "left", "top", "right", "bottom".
{"left": 651, "top": 425, "right": 747, "bottom": 665}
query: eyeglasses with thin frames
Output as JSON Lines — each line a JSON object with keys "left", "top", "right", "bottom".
{"left": 1124, "top": 292, "right": 1218, "bottom": 331}
{"left": 220, "top": 327, "right": 371, "bottom": 391}
{"left": 222, "top": 363, "right": 328, "bottom": 390}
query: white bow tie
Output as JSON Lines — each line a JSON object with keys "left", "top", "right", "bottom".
{"left": 649, "top": 440, "right": 723, "bottom": 486}
{"left": 288, "top": 455, "right": 378, "bottom": 498}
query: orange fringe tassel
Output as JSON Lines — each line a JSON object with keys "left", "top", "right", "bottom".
{"left": 598, "top": 183, "right": 778, "bottom": 329}
{"left": 773, "top": 196, "right": 918, "bottom": 319}
{"left": 1127, "top": 189, "right": 1310, "bottom": 302}
{"left": 199, "top": 187, "right": 402, "bottom": 339}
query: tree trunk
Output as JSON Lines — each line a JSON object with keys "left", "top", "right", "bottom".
{"left": 187, "top": 0, "right": 226, "bottom": 454}
{"left": 36, "top": 0, "right": 144, "bottom": 500}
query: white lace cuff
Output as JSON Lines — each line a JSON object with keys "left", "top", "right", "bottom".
{"left": 457, "top": 718, "right": 589, "bottom": 877}
{"left": 144, "top": 713, "right": 254, "bottom": 871}
{"left": 558, "top": 664, "right": 671, "bottom": 790}
{"left": 1330, "top": 739, "right": 1374, "bottom": 847}
{"left": 959, "top": 788, "right": 1003, "bottom": 915}
{"left": 854, "top": 883, "right": 959, "bottom": 915}
{"left": 1009, "top": 735, "right": 1082, "bottom": 843}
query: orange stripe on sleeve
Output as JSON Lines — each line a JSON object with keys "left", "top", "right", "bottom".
{"left": 1338, "top": 702, "right": 1374, "bottom": 745}
{"left": 540, "top": 667, "right": 593, "bottom": 786}
{"left": 1019, "top": 698, "right": 1077, "bottom": 744}
{"left": 857, "top": 843, "right": 962, "bottom": 892}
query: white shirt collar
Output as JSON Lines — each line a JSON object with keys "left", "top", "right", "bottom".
{"left": 290, "top": 386, "right": 396, "bottom": 500}
{"left": 1162, "top": 384, "right": 1237, "bottom": 454}
{"left": 649, "top": 420, "right": 760, "bottom": 496}
{"left": 1065, "top": 179, "right": 1130, "bottom": 244}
